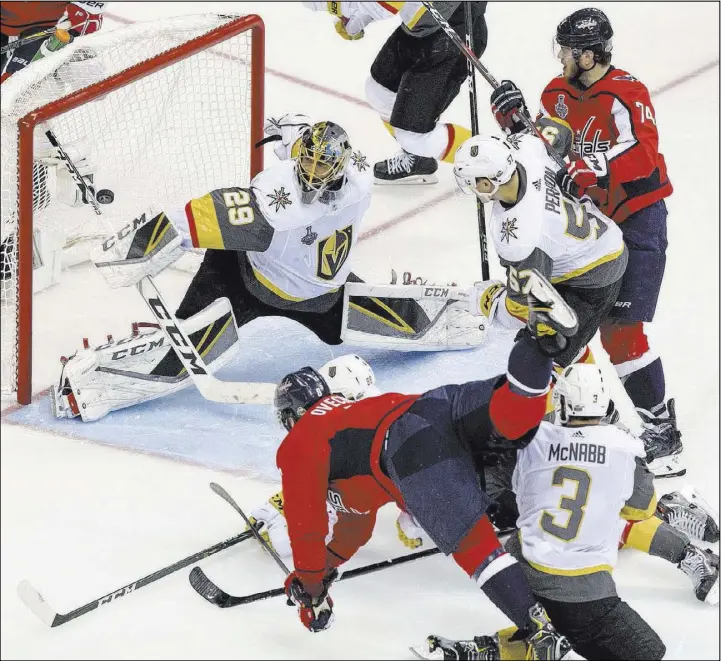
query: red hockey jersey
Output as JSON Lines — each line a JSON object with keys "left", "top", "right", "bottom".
{"left": 539, "top": 66, "right": 673, "bottom": 222}
{"left": 276, "top": 392, "right": 416, "bottom": 586}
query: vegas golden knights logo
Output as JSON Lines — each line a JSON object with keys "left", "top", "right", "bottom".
{"left": 317, "top": 225, "right": 353, "bottom": 280}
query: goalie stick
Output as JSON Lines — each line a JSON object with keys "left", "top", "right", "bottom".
{"left": 44, "top": 128, "right": 277, "bottom": 405}
{"left": 421, "top": 1, "right": 566, "bottom": 169}
{"left": 17, "top": 530, "right": 254, "bottom": 627}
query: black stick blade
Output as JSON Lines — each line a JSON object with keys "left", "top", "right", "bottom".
{"left": 189, "top": 567, "right": 235, "bottom": 608}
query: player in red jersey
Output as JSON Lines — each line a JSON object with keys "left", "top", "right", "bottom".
{"left": 274, "top": 269, "right": 582, "bottom": 660}
{"left": 1, "top": 2, "right": 105, "bottom": 81}
{"left": 488, "top": 8, "right": 682, "bottom": 479}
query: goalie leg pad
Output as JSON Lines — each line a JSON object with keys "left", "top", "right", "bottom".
{"left": 341, "top": 283, "right": 487, "bottom": 351}
{"left": 51, "top": 298, "right": 239, "bottom": 422}
{"left": 92, "top": 211, "right": 184, "bottom": 288}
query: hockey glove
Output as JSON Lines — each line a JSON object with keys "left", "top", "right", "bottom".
{"left": 58, "top": 2, "right": 106, "bottom": 37}
{"left": 471, "top": 280, "right": 506, "bottom": 323}
{"left": 262, "top": 113, "right": 311, "bottom": 160}
{"left": 555, "top": 154, "right": 609, "bottom": 200}
{"left": 396, "top": 510, "right": 427, "bottom": 549}
{"left": 284, "top": 568, "right": 338, "bottom": 633}
{"left": 490, "top": 80, "right": 530, "bottom": 134}
{"left": 334, "top": 17, "right": 364, "bottom": 40}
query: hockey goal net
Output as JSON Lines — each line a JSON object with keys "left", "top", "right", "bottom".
{"left": 1, "top": 13, "right": 264, "bottom": 405}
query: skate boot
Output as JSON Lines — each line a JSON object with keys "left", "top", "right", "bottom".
{"left": 657, "top": 487, "right": 720, "bottom": 543}
{"left": 678, "top": 544, "right": 720, "bottom": 605}
{"left": 638, "top": 399, "right": 684, "bottom": 478}
{"left": 374, "top": 150, "right": 438, "bottom": 185}
{"left": 410, "top": 634, "right": 500, "bottom": 660}
{"left": 524, "top": 269, "right": 579, "bottom": 357}
{"left": 522, "top": 603, "right": 582, "bottom": 660}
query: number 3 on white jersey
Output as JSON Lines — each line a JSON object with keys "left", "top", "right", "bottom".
{"left": 540, "top": 466, "right": 592, "bottom": 542}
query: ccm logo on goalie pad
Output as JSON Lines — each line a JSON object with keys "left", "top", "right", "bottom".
{"left": 147, "top": 297, "right": 207, "bottom": 375}
{"left": 101, "top": 214, "right": 150, "bottom": 252}
{"left": 424, "top": 287, "right": 451, "bottom": 298}
{"left": 110, "top": 337, "right": 164, "bottom": 360}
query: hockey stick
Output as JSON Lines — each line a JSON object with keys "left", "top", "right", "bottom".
{"left": 463, "top": 4, "right": 489, "bottom": 281}
{"left": 421, "top": 1, "right": 566, "bottom": 169}
{"left": 44, "top": 129, "right": 277, "bottom": 405}
{"left": 17, "top": 530, "right": 254, "bottom": 627}
{"left": 189, "top": 547, "right": 443, "bottom": 608}
{"left": 0, "top": 26, "right": 77, "bottom": 54}
{"left": 208, "top": 482, "right": 291, "bottom": 575}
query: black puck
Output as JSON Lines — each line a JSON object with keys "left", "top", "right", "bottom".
{"left": 97, "top": 189, "right": 115, "bottom": 204}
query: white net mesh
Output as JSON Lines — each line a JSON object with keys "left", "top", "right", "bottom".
{"left": 1, "top": 13, "right": 259, "bottom": 399}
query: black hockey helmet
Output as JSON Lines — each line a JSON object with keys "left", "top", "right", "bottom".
{"left": 274, "top": 366, "right": 330, "bottom": 431}
{"left": 556, "top": 8, "right": 613, "bottom": 61}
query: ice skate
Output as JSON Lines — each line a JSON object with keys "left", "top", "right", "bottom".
{"left": 678, "top": 544, "right": 720, "bottom": 605}
{"left": 657, "top": 487, "right": 719, "bottom": 543}
{"left": 374, "top": 150, "right": 438, "bottom": 185}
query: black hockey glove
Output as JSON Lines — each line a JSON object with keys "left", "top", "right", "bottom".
{"left": 491, "top": 80, "right": 530, "bottom": 134}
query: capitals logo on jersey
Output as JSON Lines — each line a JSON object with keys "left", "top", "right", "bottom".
{"left": 575, "top": 116, "right": 612, "bottom": 156}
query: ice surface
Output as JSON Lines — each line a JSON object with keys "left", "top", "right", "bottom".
{"left": 2, "top": 2, "right": 718, "bottom": 659}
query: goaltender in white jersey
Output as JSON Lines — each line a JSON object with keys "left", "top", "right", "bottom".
{"left": 53, "top": 114, "right": 485, "bottom": 422}
{"left": 456, "top": 126, "right": 628, "bottom": 367}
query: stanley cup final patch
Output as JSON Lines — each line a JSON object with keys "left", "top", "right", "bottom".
{"left": 555, "top": 94, "right": 569, "bottom": 120}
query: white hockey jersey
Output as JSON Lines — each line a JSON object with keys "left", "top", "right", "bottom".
{"left": 512, "top": 421, "right": 645, "bottom": 576}
{"left": 177, "top": 141, "right": 372, "bottom": 312}
{"left": 246, "top": 158, "right": 371, "bottom": 305}
{"left": 489, "top": 133, "right": 627, "bottom": 321}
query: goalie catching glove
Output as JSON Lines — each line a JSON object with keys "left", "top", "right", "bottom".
{"left": 92, "top": 210, "right": 185, "bottom": 289}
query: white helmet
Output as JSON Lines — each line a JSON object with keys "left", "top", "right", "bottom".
{"left": 453, "top": 134, "right": 517, "bottom": 203}
{"left": 318, "top": 354, "right": 380, "bottom": 401}
{"left": 553, "top": 363, "right": 610, "bottom": 423}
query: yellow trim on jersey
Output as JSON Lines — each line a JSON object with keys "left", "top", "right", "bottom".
{"left": 381, "top": 1, "right": 406, "bottom": 12}
{"left": 144, "top": 214, "right": 172, "bottom": 256}
{"left": 526, "top": 558, "right": 613, "bottom": 576}
{"left": 405, "top": 4, "right": 427, "bottom": 28}
{"left": 383, "top": 120, "right": 396, "bottom": 137}
{"left": 188, "top": 195, "right": 224, "bottom": 249}
{"left": 252, "top": 266, "right": 306, "bottom": 302}
{"left": 620, "top": 493, "right": 658, "bottom": 523}
{"left": 551, "top": 247, "right": 625, "bottom": 285}
{"left": 349, "top": 298, "right": 415, "bottom": 334}
{"left": 620, "top": 512, "right": 662, "bottom": 553}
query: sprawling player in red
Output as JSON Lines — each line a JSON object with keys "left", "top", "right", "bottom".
{"left": 489, "top": 8, "right": 682, "bottom": 479}
{"left": 1, "top": 1, "right": 105, "bottom": 81}
{"left": 274, "top": 270, "right": 582, "bottom": 660}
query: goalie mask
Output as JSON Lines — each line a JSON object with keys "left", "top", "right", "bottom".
{"left": 294, "top": 121, "right": 352, "bottom": 205}
{"left": 274, "top": 366, "right": 330, "bottom": 431}
{"left": 453, "top": 135, "right": 516, "bottom": 204}
{"left": 553, "top": 363, "right": 611, "bottom": 424}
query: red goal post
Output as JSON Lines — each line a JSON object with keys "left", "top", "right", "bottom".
{"left": 2, "top": 14, "right": 265, "bottom": 405}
